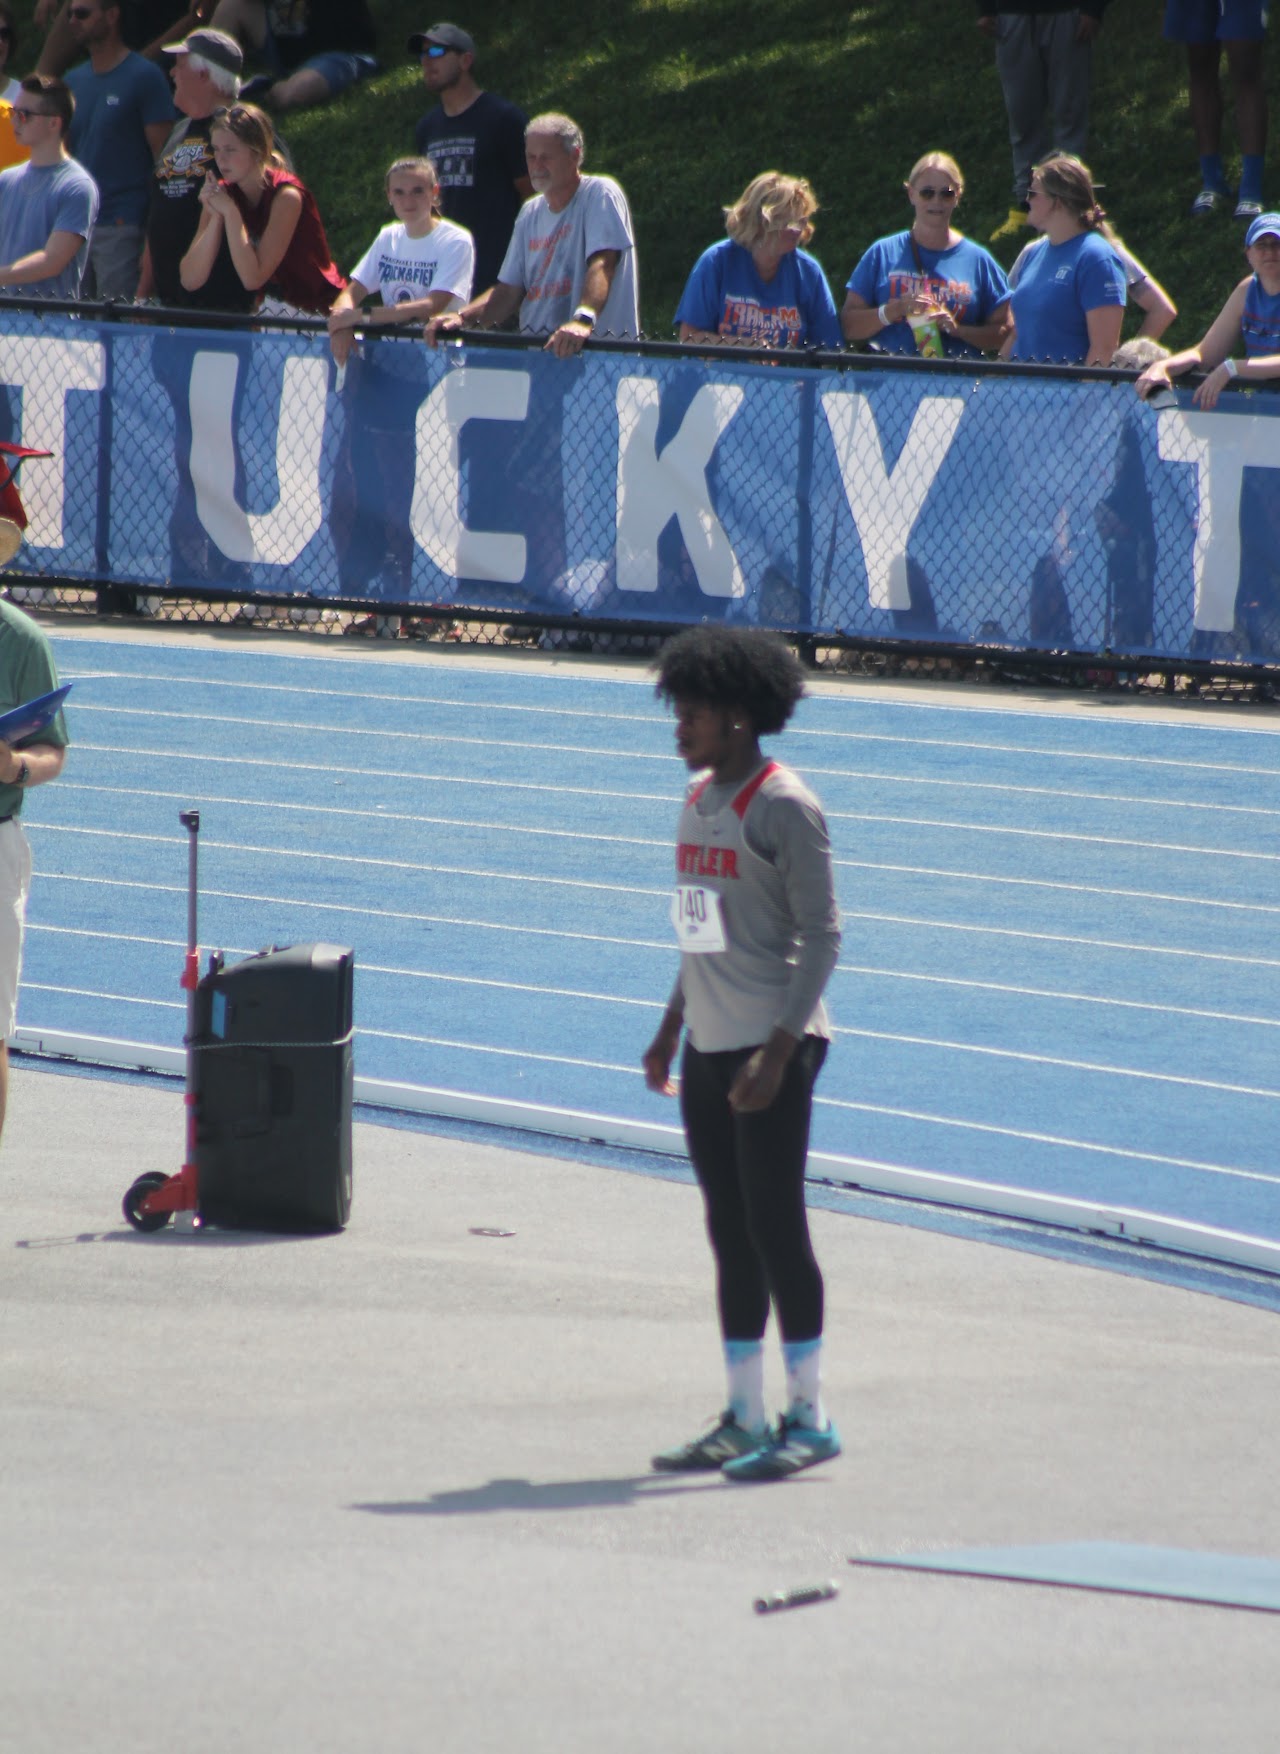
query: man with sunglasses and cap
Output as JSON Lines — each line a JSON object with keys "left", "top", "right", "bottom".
{"left": 412, "top": 22, "right": 531, "bottom": 299}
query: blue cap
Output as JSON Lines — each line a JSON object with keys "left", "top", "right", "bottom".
{"left": 1245, "top": 212, "right": 1280, "bottom": 246}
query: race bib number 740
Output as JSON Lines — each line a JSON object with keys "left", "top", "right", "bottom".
{"left": 671, "top": 884, "right": 726, "bottom": 954}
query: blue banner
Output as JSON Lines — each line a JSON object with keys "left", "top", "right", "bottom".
{"left": 1, "top": 308, "right": 1278, "bottom": 665}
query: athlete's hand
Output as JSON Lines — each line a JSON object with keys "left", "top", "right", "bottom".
{"left": 728, "top": 1032, "right": 797, "bottom": 1114}
{"left": 642, "top": 1015, "right": 683, "bottom": 1095}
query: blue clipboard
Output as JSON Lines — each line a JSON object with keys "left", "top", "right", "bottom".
{"left": 0, "top": 682, "right": 72, "bottom": 746}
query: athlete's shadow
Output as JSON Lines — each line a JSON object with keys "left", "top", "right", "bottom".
{"left": 352, "top": 1474, "right": 718, "bottom": 1516}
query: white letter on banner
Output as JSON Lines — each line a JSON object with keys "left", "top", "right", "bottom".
{"left": 1155, "top": 407, "right": 1279, "bottom": 632}
{"left": 189, "top": 351, "right": 326, "bottom": 563}
{"left": 821, "top": 390, "right": 965, "bottom": 609}
{"left": 0, "top": 336, "right": 105, "bottom": 548}
{"left": 614, "top": 377, "right": 746, "bottom": 598}
{"left": 412, "top": 367, "right": 529, "bottom": 582}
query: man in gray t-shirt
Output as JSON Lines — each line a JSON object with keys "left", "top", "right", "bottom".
{"left": 0, "top": 75, "right": 99, "bottom": 301}
{"left": 426, "top": 109, "right": 639, "bottom": 356}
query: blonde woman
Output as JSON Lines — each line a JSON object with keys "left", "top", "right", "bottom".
{"left": 841, "top": 152, "right": 1011, "bottom": 357}
{"left": 1006, "top": 153, "right": 1126, "bottom": 365}
{"left": 179, "top": 101, "right": 344, "bottom": 314}
{"left": 674, "top": 171, "right": 842, "bottom": 349}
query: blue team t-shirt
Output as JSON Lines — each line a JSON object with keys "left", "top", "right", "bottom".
{"left": 0, "top": 157, "right": 99, "bottom": 299}
{"left": 845, "top": 230, "right": 1010, "bottom": 358}
{"left": 67, "top": 51, "right": 175, "bottom": 227}
{"left": 675, "top": 238, "right": 842, "bottom": 348}
{"left": 1008, "top": 230, "right": 1126, "bottom": 364}
{"left": 1241, "top": 275, "right": 1280, "bottom": 356}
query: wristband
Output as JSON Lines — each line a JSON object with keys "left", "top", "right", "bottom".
{"left": 571, "top": 305, "right": 597, "bottom": 329}
{"left": 1223, "top": 357, "right": 1239, "bottom": 379}
{"left": 876, "top": 303, "right": 891, "bottom": 328}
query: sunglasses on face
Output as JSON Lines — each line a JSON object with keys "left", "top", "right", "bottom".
{"left": 68, "top": 5, "right": 95, "bottom": 17}
{"left": 915, "top": 185, "right": 958, "bottom": 201}
{"left": 422, "top": 44, "right": 454, "bottom": 58}
{"left": 13, "top": 107, "right": 54, "bottom": 122}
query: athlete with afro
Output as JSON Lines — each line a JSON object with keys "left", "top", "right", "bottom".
{"left": 644, "top": 626, "right": 843, "bottom": 1481}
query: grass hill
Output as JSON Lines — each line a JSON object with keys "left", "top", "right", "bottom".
{"left": 8, "top": 1, "right": 1267, "bottom": 345}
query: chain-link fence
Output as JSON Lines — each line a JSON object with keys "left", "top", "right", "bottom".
{"left": 1, "top": 296, "right": 1277, "bottom": 701}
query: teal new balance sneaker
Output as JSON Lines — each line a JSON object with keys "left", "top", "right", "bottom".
{"left": 651, "top": 1411, "right": 766, "bottom": 1472}
{"left": 721, "top": 1416, "right": 842, "bottom": 1482}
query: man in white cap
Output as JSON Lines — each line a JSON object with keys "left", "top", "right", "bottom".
{"left": 411, "top": 22, "right": 532, "bottom": 298}
{"left": 135, "top": 25, "right": 249, "bottom": 308}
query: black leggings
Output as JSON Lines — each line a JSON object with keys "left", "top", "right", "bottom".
{"left": 679, "top": 1035, "right": 827, "bottom": 1346}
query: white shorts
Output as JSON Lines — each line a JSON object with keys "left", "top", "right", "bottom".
{"left": 0, "top": 817, "right": 32, "bottom": 1038}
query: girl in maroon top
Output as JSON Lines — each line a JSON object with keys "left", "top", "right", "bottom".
{"left": 178, "top": 101, "right": 344, "bottom": 314}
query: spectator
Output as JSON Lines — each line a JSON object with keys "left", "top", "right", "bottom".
{"left": 328, "top": 155, "right": 474, "bottom": 637}
{"left": 1135, "top": 211, "right": 1280, "bottom": 406}
{"left": 34, "top": 3, "right": 209, "bottom": 77}
{"left": 411, "top": 22, "right": 531, "bottom": 301}
{"left": 1135, "top": 214, "right": 1280, "bottom": 655}
{"left": 1005, "top": 152, "right": 1125, "bottom": 363}
{"left": 207, "top": 0, "right": 376, "bottom": 114}
{"left": 0, "top": 589, "right": 69, "bottom": 1147}
{"left": 0, "top": 5, "right": 22, "bottom": 104}
{"left": 1008, "top": 229, "right": 1176, "bottom": 342}
{"left": 136, "top": 25, "right": 248, "bottom": 308}
{"left": 65, "top": 1, "right": 175, "bottom": 300}
{"left": 979, "top": 2, "right": 1109, "bottom": 242}
{"left": 675, "top": 171, "right": 841, "bottom": 349}
{"left": 178, "top": 99, "right": 343, "bottom": 314}
{"left": 841, "top": 152, "right": 1011, "bottom": 357}
{"left": 426, "top": 110, "right": 638, "bottom": 356}
{"left": 0, "top": 75, "right": 99, "bottom": 299}
{"left": 1164, "top": 0, "right": 1268, "bottom": 219}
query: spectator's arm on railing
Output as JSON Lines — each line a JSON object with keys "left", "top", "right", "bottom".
{"left": 1135, "top": 276, "right": 1250, "bottom": 402}
{"left": 424, "top": 280, "right": 524, "bottom": 347}
{"left": 329, "top": 281, "right": 458, "bottom": 364}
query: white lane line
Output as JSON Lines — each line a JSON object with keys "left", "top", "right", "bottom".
{"left": 820, "top": 1095, "right": 1280, "bottom": 1187}
{"left": 832, "top": 810, "right": 1280, "bottom": 862}
{"left": 358, "top": 963, "right": 654, "bottom": 1008}
{"left": 839, "top": 856, "right": 1280, "bottom": 915}
{"left": 789, "top": 726, "right": 1280, "bottom": 774}
{"left": 26, "top": 904, "right": 668, "bottom": 953}
{"left": 29, "top": 825, "right": 666, "bottom": 894}
{"left": 359, "top": 1029, "right": 640, "bottom": 1076}
{"left": 23, "top": 982, "right": 181, "bottom": 1010}
{"left": 831, "top": 1023, "right": 1280, "bottom": 1099}
{"left": 844, "top": 907, "right": 1280, "bottom": 968}
{"left": 836, "top": 962, "right": 1280, "bottom": 1028}
{"left": 59, "top": 766, "right": 681, "bottom": 807}
{"left": 57, "top": 766, "right": 1279, "bottom": 827}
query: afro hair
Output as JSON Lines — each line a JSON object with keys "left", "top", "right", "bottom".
{"left": 652, "top": 626, "right": 806, "bottom": 737}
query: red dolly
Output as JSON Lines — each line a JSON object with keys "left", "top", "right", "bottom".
{"left": 122, "top": 809, "right": 205, "bottom": 1232}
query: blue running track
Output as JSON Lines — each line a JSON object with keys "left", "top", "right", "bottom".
{"left": 19, "top": 632, "right": 1280, "bottom": 1250}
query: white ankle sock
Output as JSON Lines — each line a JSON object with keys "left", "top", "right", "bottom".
{"left": 782, "top": 1337, "right": 826, "bottom": 1429}
{"left": 723, "top": 1339, "right": 766, "bottom": 1433}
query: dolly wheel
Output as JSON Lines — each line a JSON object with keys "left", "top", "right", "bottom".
{"left": 123, "top": 1172, "right": 172, "bottom": 1233}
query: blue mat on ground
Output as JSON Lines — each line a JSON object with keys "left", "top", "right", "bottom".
{"left": 851, "top": 1541, "right": 1280, "bottom": 1613}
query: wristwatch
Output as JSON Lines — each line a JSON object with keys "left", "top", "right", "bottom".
{"left": 571, "top": 305, "right": 597, "bottom": 329}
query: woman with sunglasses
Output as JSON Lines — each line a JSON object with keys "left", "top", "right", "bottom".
{"left": 179, "top": 100, "right": 344, "bottom": 315}
{"left": 841, "top": 153, "right": 1011, "bottom": 357}
{"left": 675, "top": 171, "right": 842, "bottom": 349}
{"left": 1005, "top": 153, "right": 1126, "bottom": 366}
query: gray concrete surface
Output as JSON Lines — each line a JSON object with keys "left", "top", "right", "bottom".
{"left": 3, "top": 1062, "right": 1278, "bottom": 1754}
